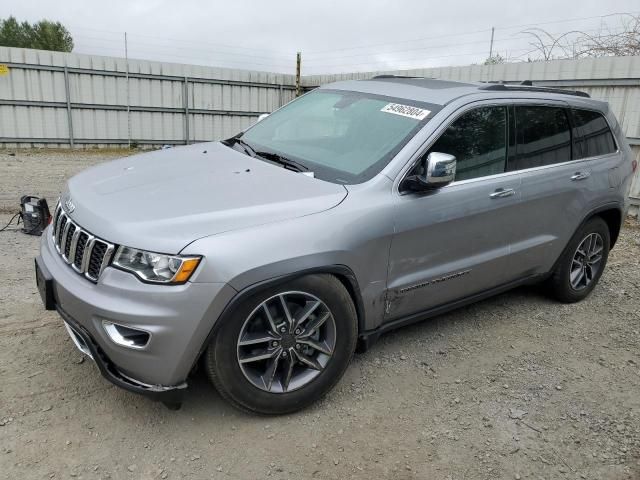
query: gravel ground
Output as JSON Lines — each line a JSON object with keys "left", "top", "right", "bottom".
{"left": 0, "top": 149, "right": 639, "bottom": 480}
{"left": 0, "top": 149, "right": 133, "bottom": 213}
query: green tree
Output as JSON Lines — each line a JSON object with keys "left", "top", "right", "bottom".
{"left": 0, "top": 17, "right": 32, "bottom": 48}
{"left": 0, "top": 16, "right": 73, "bottom": 52}
{"left": 483, "top": 54, "right": 505, "bottom": 65}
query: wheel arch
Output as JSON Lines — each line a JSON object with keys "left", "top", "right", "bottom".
{"left": 191, "top": 265, "right": 366, "bottom": 371}
{"left": 594, "top": 207, "right": 622, "bottom": 248}
{"left": 576, "top": 203, "right": 623, "bottom": 249}
{"left": 549, "top": 202, "right": 623, "bottom": 277}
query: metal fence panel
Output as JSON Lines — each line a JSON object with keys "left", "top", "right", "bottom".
{"left": 0, "top": 46, "right": 297, "bottom": 147}
{"left": 1, "top": 48, "right": 639, "bottom": 210}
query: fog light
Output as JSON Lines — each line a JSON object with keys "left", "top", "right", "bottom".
{"left": 102, "top": 321, "right": 151, "bottom": 349}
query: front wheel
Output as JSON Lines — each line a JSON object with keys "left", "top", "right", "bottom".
{"left": 548, "top": 217, "right": 610, "bottom": 303}
{"left": 205, "top": 274, "right": 357, "bottom": 414}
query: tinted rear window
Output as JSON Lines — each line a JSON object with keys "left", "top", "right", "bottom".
{"left": 572, "top": 109, "right": 617, "bottom": 158}
{"left": 510, "top": 106, "right": 572, "bottom": 170}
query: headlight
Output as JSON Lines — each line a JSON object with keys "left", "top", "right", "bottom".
{"left": 112, "top": 246, "right": 201, "bottom": 284}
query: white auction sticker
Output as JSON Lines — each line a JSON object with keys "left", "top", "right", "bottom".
{"left": 381, "top": 103, "right": 430, "bottom": 120}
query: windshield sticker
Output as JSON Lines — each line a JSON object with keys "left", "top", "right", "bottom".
{"left": 381, "top": 103, "right": 430, "bottom": 120}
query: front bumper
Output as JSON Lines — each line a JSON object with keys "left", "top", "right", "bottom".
{"left": 59, "top": 305, "right": 187, "bottom": 403}
{"left": 39, "top": 227, "right": 237, "bottom": 397}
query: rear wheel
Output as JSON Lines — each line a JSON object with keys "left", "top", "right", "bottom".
{"left": 548, "top": 217, "right": 610, "bottom": 303}
{"left": 205, "top": 274, "right": 357, "bottom": 414}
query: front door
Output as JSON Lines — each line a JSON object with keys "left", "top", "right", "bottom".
{"left": 386, "top": 104, "right": 522, "bottom": 320}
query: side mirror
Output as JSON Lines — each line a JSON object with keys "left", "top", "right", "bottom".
{"left": 404, "top": 152, "right": 456, "bottom": 191}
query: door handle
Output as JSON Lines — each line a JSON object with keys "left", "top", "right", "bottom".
{"left": 571, "top": 171, "right": 591, "bottom": 181}
{"left": 489, "top": 188, "right": 516, "bottom": 199}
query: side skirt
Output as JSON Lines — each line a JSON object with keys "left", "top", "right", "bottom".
{"left": 357, "top": 273, "right": 543, "bottom": 352}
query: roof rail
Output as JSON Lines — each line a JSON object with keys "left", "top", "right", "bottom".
{"left": 478, "top": 82, "right": 590, "bottom": 98}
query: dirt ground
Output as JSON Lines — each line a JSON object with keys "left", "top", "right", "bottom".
{"left": 0, "top": 149, "right": 639, "bottom": 480}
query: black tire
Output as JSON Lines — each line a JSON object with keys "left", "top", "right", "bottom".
{"left": 548, "top": 217, "right": 610, "bottom": 303}
{"left": 205, "top": 274, "right": 358, "bottom": 415}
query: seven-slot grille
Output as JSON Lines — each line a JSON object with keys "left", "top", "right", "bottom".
{"left": 51, "top": 202, "right": 115, "bottom": 282}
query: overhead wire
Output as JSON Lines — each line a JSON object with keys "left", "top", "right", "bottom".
{"left": 74, "top": 34, "right": 292, "bottom": 62}
{"left": 68, "top": 11, "right": 638, "bottom": 73}
{"left": 69, "top": 25, "right": 293, "bottom": 57}
{"left": 302, "top": 26, "right": 614, "bottom": 65}
{"left": 304, "top": 11, "right": 638, "bottom": 56}
{"left": 302, "top": 14, "right": 635, "bottom": 72}
{"left": 72, "top": 33, "right": 293, "bottom": 71}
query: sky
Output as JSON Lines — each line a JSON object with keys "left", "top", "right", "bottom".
{"left": 3, "top": 0, "right": 639, "bottom": 74}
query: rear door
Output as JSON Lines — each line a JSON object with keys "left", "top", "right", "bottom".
{"left": 507, "top": 102, "right": 596, "bottom": 277}
{"left": 572, "top": 107, "right": 621, "bottom": 199}
{"left": 386, "top": 102, "right": 523, "bottom": 320}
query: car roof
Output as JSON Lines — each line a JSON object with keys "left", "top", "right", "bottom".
{"left": 321, "top": 76, "right": 601, "bottom": 108}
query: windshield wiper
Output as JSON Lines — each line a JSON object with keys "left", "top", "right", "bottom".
{"left": 254, "top": 150, "right": 309, "bottom": 172}
{"left": 231, "top": 137, "right": 257, "bottom": 157}
{"left": 228, "top": 137, "right": 309, "bottom": 173}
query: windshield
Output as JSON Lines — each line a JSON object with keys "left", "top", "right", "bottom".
{"left": 233, "top": 89, "right": 438, "bottom": 184}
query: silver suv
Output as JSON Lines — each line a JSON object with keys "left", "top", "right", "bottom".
{"left": 36, "top": 77, "right": 636, "bottom": 414}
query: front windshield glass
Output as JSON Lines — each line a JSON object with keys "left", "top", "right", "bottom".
{"left": 235, "top": 89, "right": 438, "bottom": 184}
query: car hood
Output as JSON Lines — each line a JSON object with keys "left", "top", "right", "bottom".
{"left": 63, "top": 142, "right": 347, "bottom": 253}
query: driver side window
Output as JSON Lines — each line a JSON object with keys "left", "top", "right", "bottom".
{"left": 420, "top": 106, "right": 508, "bottom": 181}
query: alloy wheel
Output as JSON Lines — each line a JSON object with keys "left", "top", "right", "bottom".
{"left": 237, "top": 291, "right": 336, "bottom": 393}
{"left": 570, "top": 232, "right": 604, "bottom": 290}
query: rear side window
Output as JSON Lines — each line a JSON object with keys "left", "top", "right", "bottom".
{"left": 428, "top": 106, "right": 507, "bottom": 181}
{"left": 510, "top": 106, "right": 572, "bottom": 170}
{"left": 572, "top": 109, "right": 617, "bottom": 158}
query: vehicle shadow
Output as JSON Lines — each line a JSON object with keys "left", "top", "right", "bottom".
{"left": 364, "top": 283, "right": 554, "bottom": 351}
{"left": 176, "top": 282, "right": 554, "bottom": 417}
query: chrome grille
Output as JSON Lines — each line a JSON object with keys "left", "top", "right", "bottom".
{"left": 63, "top": 223, "right": 76, "bottom": 258}
{"left": 52, "top": 203, "right": 115, "bottom": 282}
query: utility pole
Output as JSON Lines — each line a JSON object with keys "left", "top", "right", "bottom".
{"left": 489, "top": 27, "right": 495, "bottom": 59}
{"left": 125, "top": 32, "right": 131, "bottom": 149}
{"left": 295, "top": 52, "right": 301, "bottom": 97}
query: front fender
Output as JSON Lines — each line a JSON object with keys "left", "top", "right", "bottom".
{"left": 181, "top": 196, "right": 395, "bottom": 332}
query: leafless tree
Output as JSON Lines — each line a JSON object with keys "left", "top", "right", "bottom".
{"left": 573, "top": 13, "right": 640, "bottom": 57}
{"left": 519, "top": 13, "right": 640, "bottom": 61}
